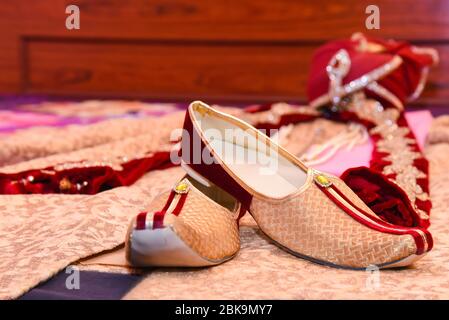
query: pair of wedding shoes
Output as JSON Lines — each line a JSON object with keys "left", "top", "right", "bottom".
{"left": 125, "top": 101, "right": 432, "bottom": 270}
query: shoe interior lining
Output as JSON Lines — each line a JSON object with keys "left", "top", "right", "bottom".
{"left": 193, "top": 109, "right": 308, "bottom": 198}
{"left": 187, "top": 176, "right": 239, "bottom": 213}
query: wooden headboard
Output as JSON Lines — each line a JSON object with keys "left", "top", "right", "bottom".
{"left": 1, "top": 0, "right": 448, "bottom": 106}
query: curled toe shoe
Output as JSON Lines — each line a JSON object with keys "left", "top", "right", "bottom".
{"left": 179, "top": 101, "right": 433, "bottom": 269}
{"left": 126, "top": 175, "right": 240, "bottom": 267}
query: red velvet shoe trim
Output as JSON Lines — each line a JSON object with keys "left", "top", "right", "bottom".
{"left": 331, "top": 183, "right": 432, "bottom": 251}
{"left": 152, "top": 211, "right": 166, "bottom": 230}
{"left": 152, "top": 191, "right": 176, "bottom": 229}
{"left": 341, "top": 166, "right": 422, "bottom": 228}
{"left": 152, "top": 192, "right": 189, "bottom": 229}
{"left": 171, "top": 193, "right": 188, "bottom": 216}
{"left": 181, "top": 110, "right": 253, "bottom": 219}
{"left": 135, "top": 211, "right": 148, "bottom": 230}
{"left": 320, "top": 184, "right": 430, "bottom": 255}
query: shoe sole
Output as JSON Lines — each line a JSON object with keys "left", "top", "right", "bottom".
{"left": 126, "top": 225, "right": 236, "bottom": 267}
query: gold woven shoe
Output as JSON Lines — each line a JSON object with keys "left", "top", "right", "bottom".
{"left": 125, "top": 176, "right": 240, "bottom": 267}
{"left": 179, "top": 101, "right": 433, "bottom": 269}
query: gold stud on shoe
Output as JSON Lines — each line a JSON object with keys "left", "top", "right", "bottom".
{"left": 314, "top": 172, "right": 332, "bottom": 188}
{"left": 174, "top": 180, "right": 190, "bottom": 194}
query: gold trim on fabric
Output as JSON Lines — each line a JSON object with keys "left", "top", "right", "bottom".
{"left": 366, "top": 81, "right": 404, "bottom": 110}
{"left": 310, "top": 55, "right": 403, "bottom": 109}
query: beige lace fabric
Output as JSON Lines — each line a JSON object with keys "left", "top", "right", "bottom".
{"left": 0, "top": 107, "right": 448, "bottom": 300}
{"left": 0, "top": 105, "right": 244, "bottom": 299}
{"left": 0, "top": 112, "right": 184, "bottom": 167}
{"left": 0, "top": 108, "right": 186, "bottom": 299}
{"left": 19, "top": 101, "right": 180, "bottom": 118}
{"left": 0, "top": 166, "right": 186, "bottom": 299}
{"left": 0, "top": 106, "right": 244, "bottom": 168}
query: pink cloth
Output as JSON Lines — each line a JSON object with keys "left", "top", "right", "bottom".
{"left": 0, "top": 111, "right": 60, "bottom": 130}
{"left": 314, "top": 110, "right": 433, "bottom": 175}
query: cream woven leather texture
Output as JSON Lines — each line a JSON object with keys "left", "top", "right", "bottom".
{"left": 149, "top": 188, "right": 240, "bottom": 261}
{"left": 250, "top": 175, "right": 417, "bottom": 268}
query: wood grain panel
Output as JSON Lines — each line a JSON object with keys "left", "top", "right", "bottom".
{"left": 25, "top": 39, "right": 315, "bottom": 102}
{"left": 421, "top": 45, "right": 449, "bottom": 106}
{"left": 23, "top": 38, "right": 449, "bottom": 105}
{"left": 1, "top": 0, "right": 449, "bottom": 105}
{"left": 15, "top": 0, "right": 449, "bottom": 41}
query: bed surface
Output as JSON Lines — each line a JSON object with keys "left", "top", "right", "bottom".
{"left": 1, "top": 99, "right": 448, "bottom": 300}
